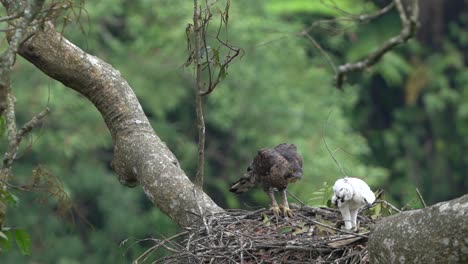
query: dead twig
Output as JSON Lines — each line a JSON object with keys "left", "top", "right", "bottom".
{"left": 375, "top": 199, "right": 401, "bottom": 213}
{"left": 189, "top": 0, "right": 242, "bottom": 188}
{"left": 415, "top": 187, "right": 426, "bottom": 208}
{"left": 286, "top": 189, "right": 306, "bottom": 207}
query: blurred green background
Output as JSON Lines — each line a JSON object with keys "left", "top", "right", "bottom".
{"left": 2, "top": 0, "right": 468, "bottom": 262}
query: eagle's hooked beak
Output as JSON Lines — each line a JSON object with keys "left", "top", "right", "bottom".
{"left": 293, "top": 171, "right": 302, "bottom": 180}
{"left": 287, "top": 170, "right": 302, "bottom": 183}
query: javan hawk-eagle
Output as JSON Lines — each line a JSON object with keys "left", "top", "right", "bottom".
{"left": 331, "top": 177, "right": 375, "bottom": 230}
{"left": 229, "top": 143, "right": 303, "bottom": 217}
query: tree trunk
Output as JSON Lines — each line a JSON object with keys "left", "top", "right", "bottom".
{"left": 0, "top": 1, "right": 224, "bottom": 226}
{"left": 369, "top": 194, "right": 468, "bottom": 263}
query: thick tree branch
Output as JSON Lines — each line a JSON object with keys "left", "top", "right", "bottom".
{"left": 369, "top": 194, "right": 468, "bottom": 263}
{"left": 5, "top": 19, "right": 223, "bottom": 226}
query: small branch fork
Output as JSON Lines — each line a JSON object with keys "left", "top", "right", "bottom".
{"left": 0, "top": 0, "right": 47, "bottom": 181}
{"left": 193, "top": 0, "right": 205, "bottom": 189}
{"left": 188, "top": 0, "right": 242, "bottom": 188}
{"left": 335, "top": 0, "right": 419, "bottom": 89}
{"left": 0, "top": 0, "right": 49, "bottom": 232}
{"left": 299, "top": 0, "right": 419, "bottom": 90}
{"left": 1, "top": 107, "right": 50, "bottom": 178}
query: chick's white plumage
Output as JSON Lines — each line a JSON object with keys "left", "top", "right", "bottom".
{"left": 331, "top": 177, "right": 375, "bottom": 230}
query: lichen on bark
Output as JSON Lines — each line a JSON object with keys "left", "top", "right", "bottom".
{"left": 369, "top": 194, "right": 468, "bottom": 263}
{"left": 10, "top": 20, "right": 224, "bottom": 227}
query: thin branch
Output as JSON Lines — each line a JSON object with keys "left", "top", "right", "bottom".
{"left": 0, "top": 12, "right": 22, "bottom": 23}
{"left": 199, "top": 0, "right": 242, "bottom": 96}
{"left": 376, "top": 199, "right": 401, "bottom": 213}
{"left": 17, "top": 107, "right": 49, "bottom": 138}
{"left": 191, "top": 0, "right": 241, "bottom": 187}
{"left": 354, "top": 1, "right": 396, "bottom": 23}
{"left": 193, "top": 0, "right": 205, "bottom": 188}
{"left": 286, "top": 189, "right": 306, "bottom": 207}
{"left": 335, "top": 0, "right": 419, "bottom": 89}
{"left": 415, "top": 187, "right": 426, "bottom": 208}
{"left": 322, "top": 110, "right": 347, "bottom": 177}
{"left": 1, "top": 107, "right": 50, "bottom": 178}
{"left": 296, "top": 212, "right": 369, "bottom": 239}
{"left": 299, "top": 31, "right": 337, "bottom": 75}
{"left": 132, "top": 231, "right": 189, "bottom": 264}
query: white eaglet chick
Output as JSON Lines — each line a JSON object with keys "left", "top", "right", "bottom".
{"left": 331, "top": 177, "right": 376, "bottom": 230}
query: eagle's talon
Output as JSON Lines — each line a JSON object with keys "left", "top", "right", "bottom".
{"left": 229, "top": 143, "right": 303, "bottom": 222}
{"left": 279, "top": 205, "right": 294, "bottom": 217}
{"left": 270, "top": 206, "right": 281, "bottom": 217}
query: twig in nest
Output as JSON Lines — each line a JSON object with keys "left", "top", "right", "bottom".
{"left": 296, "top": 212, "right": 369, "bottom": 239}
{"left": 130, "top": 232, "right": 189, "bottom": 264}
{"left": 286, "top": 189, "right": 306, "bottom": 207}
{"left": 137, "top": 208, "right": 374, "bottom": 263}
{"left": 376, "top": 199, "right": 401, "bottom": 213}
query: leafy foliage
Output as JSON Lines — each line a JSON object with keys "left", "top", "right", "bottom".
{"left": 308, "top": 181, "right": 333, "bottom": 207}
{"left": 2, "top": 0, "right": 466, "bottom": 263}
{"left": 0, "top": 227, "right": 31, "bottom": 255}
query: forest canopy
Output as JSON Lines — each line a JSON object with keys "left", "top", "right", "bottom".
{"left": 1, "top": 0, "right": 467, "bottom": 263}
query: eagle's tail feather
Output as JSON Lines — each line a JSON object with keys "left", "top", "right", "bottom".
{"left": 229, "top": 173, "right": 256, "bottom": 193}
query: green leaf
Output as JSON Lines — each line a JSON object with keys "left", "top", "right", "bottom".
{"left": 280, "top": 226, "right": 294, "bottom": 234}
{"left": 0, "top": 231, "right": 7, "bottom": 240}
{"left": 213, "top": 48, "right": 220, "bottom": 65}
{"left": 262, "top": 214, "right": 271, "bottom": 226}
{"left": 1, "top": 230, "right": 13, "bottom": 252}
{"left": 0, "top": 115, "right": 6, "bottom": 137}
{"left": 220, "top": 67, "right": 228, "bottom": 81}
{"left": 4, "top": 192, "right": 19, "bottom": 207}
{"left": 13, "top": 229, "right": 31, "bottom": 256}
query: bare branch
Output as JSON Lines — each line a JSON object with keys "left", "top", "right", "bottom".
{"left": 354, "top": 2, "right": 396, "bottom": 23}
{"left": 0, "top": 13, "right": 22, "bottom": 23}
{"left": 193, "top": 0, "right": 206, "bottom": 189}
{"left": 335, "top": 0, "right": 419, "bottom": 89}
{"left": 415, "top": 187, "right": 427, "bottom": 208}
{"left": 190, "top": 0, "right": 242, "bottom": 187}
{"left": 303, "top": 1, "right": 396, "bottom": 37}
{"left": 299, "top": 31, "right": 338, "bottom": 81}
{"left": 1, "top": 106, "right": 50, "bottom": 178}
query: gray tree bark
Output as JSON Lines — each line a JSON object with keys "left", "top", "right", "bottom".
{"left": 369, "top": 194, "right": 468, "bottom": 263}
{"left": 1, "top": 1, "right": 224, "bottom": 227}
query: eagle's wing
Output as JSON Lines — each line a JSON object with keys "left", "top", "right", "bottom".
{"left": 229, "top": 148, "right": 288, "bottom": 193}
{"left": 274, "top": 143, "right": 303, "bottom": 167}
{"left": 348, "top": 177, "right": 376, "bottom": 205}
{"left": 252, "top": 148, "right": 289, "bottom": 176}
{"left": 231, "top": 144, "right": 302, "bottom": 217}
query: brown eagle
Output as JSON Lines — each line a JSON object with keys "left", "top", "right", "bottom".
{"left": 229, "top": 143, "right": 303, "bottom": 217}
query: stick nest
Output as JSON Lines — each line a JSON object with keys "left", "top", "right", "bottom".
{"left": 144, "top": 205, "right": 375, "bottom": 263}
